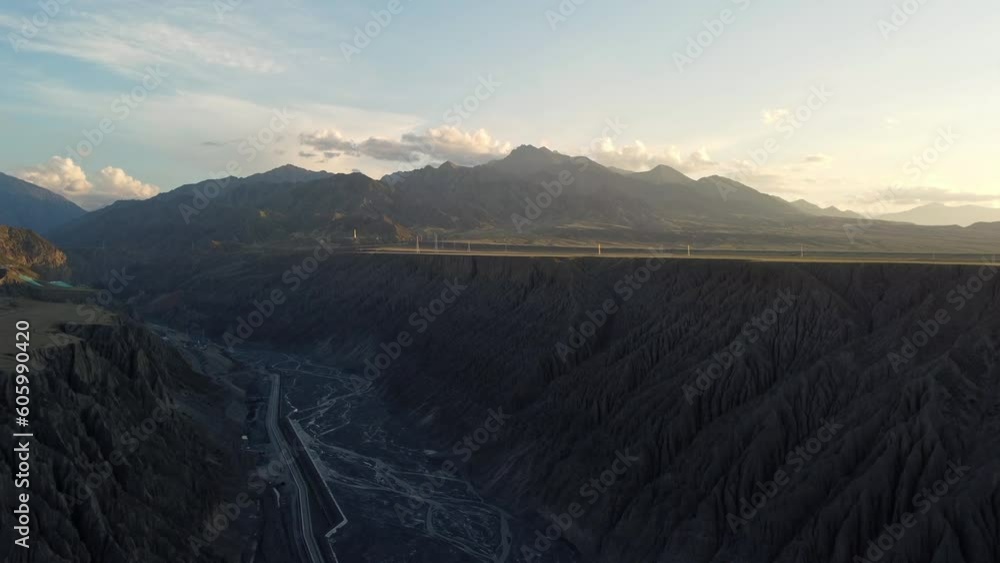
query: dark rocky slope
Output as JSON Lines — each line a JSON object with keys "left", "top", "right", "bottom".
{"left": 0, "top": 309, "right": 244, "bottom": 563}
{"left": 135, "top": 254, "right": 1000, "bottom": 562}
{"left": 0, "top": 172, "right": 86, "bottom": 234}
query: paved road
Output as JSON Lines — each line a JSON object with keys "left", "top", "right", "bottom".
{"left": 266, "top": 372, "right": 326, "bottom": 563}
{"left": 345, "top": 242, "right": 1000, "bottom": 266}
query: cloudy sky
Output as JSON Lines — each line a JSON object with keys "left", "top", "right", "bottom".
{"left": 1, "top": 0, "right": 997, "bottom": 210}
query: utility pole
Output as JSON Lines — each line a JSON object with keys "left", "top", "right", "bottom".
{"left": 416, "top": 236, "right": 420, "bottom": 253}
{"left": 598, "top": 243, "right": 602, "bottom": 256}
{"left": 687, "top": 244, "right": 691, "bottom": 257}
{"left": 353, "top": 229, "right": 357, "bottom": 241}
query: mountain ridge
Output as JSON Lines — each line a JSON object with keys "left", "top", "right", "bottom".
{"left": 43, "top": 146, "right": 1000, "bottom": 254}
{"left": 879, "top": 202, "right": 1000, "bottom": 226}
{"left": 0, "top": 172, "right": 87, "bottom": 233}
{"left": 789, "top": 198, "right": 863, "bottom": 219}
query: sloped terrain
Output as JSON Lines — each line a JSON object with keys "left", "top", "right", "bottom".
{"left": 0, "top": 226, "right": 71, "bottom": 281}
{"left": 52, "top": 171, "right": 407, "bottom": 252}
{"left": 0, "top": 303, "right": 244, "bottom": 563}
{"left": 0, "top": 173, "right": 86, "bottom": 234}
{"left": 135, "top": 253, "right": 1000, "bottom": 562}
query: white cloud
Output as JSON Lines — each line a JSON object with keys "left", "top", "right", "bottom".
{"left": 298, "top": 126, "right": 512, "bottom": 166}
{"left": 803, "top": 153, "right": 833, "bottom": 164}
{"left": 403, "top": 127, "right": 512, "bottom": 164}
{"left": 761, "top": 109, "right": 791, "bottom": 126}
{"left": 298, "top": 129, "right": 359, "bottom": 156}
{"left": 95, "top": 166, "right": 160, "bottom": 200}
{"left": 588, "top": 139, "right": 717, "bottom": 174}
{"left": 0, "top": 10, "right": 284, "bottom": 78}
{"left": 15, "top": 156, "right": 160, "bottom": 210}
{"left": 15, "top": 156, "right": 92, "bottom": 196}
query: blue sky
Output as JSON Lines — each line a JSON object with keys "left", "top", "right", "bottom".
{"left": 1, "top": 0, "right": 998, "bottom": 210}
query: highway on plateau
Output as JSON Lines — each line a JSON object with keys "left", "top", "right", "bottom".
{"left": 308, "top": 240, "right": 1000, "bottom": 267}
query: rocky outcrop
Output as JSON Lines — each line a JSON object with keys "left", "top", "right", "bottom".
{"left": 138, "top": 254, "right": 1000, "bottom": 562}
{"left": 0, "top": 226, "right": 70, "bottom": 281}
{"left": 0, "top": 315, "right": 243, "bottom": 563}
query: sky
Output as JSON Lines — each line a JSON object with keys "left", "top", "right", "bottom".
{"left": 1, "top": 0, "right": 998, "bottom": 210}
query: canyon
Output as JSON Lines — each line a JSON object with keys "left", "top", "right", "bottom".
{"left": 91, "top": 250, "right": 1000, "bottom": 563}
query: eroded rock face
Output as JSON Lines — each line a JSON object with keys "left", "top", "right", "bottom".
{"left": 0, "top": 318, "right": 241, "bottom": 563}
{"left": 143, "top": 254, "right": 1000, "bottom": 563}
{"left": 0, "top": 226, "right": 70, "bottom": 281}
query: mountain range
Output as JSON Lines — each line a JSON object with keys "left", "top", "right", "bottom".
{"left": 2, "top": 148, "right": 1000, "bottom": 563}
{"left": 0, "top": 172, "right": 86, "bottom": 233}
{"left": 3, "top": 146, "right": 999, "bottom": 254}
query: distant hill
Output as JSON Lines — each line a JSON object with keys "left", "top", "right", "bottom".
{"left": 51, "top": 171, "right": 407, "bottom": 252}
{"left": 0, "top": 172, "right": 86, "bottom": 233}
{"left": 879, "top": 203, "right": 1000, "bottom": 227}
{"left": 790, "top": 199, "right": 863, "bottom": 219}
{"left": 629, "top": 164, "right": 697, "bottom": 186}
{"left": 0, "top": 225, "right": 71, "bottom": 281}
{"left": 241, "top": 163, "right": 336, "bottom": 184}
{"left": 694, "top": 176, "right": 803, "bottom": 218}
